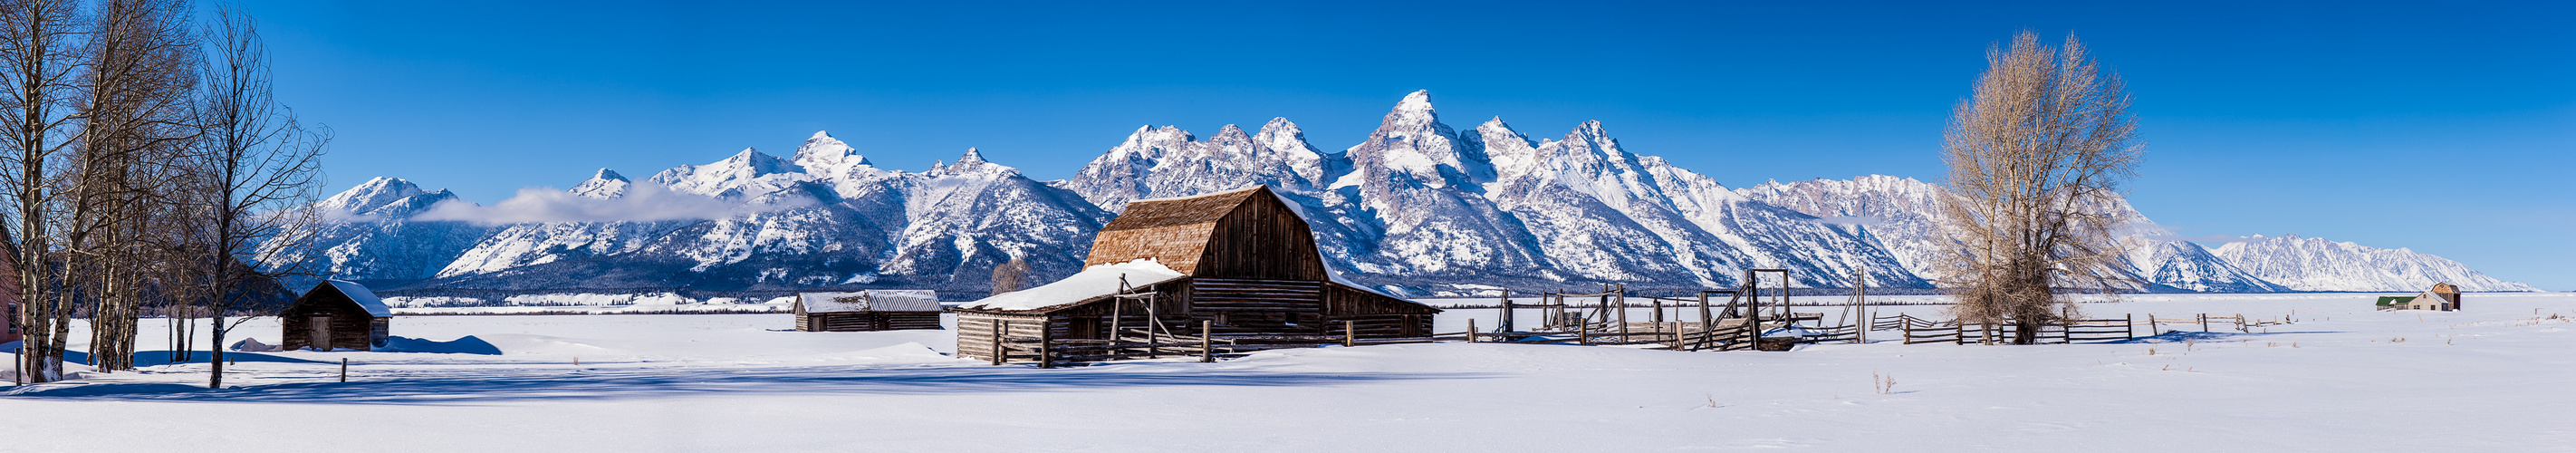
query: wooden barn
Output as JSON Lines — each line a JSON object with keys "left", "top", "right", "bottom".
{"left": 952, "top": 186, "right": 1438, "bottom": 361}
{"left": 2379, "top": 282, "right": 2463, "bottom": 312}
{"left": 793, "top": 290, "right": 945, "bottom": 332}
{"left": 282, "top": 280, "right": 392, "bottom": 351}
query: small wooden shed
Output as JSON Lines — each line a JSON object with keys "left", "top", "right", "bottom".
{"left": 282, "top": 280, "right": 391, "bottom": 351}
{"left": 952, "top": 186, "right": 1438, "bottom": 361}
{"left": 793, "top": 290, "right": 945, "bottom": 332}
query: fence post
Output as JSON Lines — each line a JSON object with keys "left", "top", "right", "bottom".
{"left": 2147, "top": 313, "right": 2157, "bottom": 336}
{"left": 992, "top": 320, "right": 1007, "bottom": 366}
{"left": 2237, "top": 313, "right": 2248, "bottom": 333}
{"left": 1697, "top": 292, "right": 1712, "bottom": 327}
{"left": 2199, "top": 313, "right": 2209, "bottom": 333}
{"left": 1200, "top": 320, "right": 1214, "bottom": 362}
{"left": 1038, "top": 321, "right": 1054, "bottom": 369}
{"left": 340, "top": 358, "right": 348, "bottom": 382}
{"left": 1615, "top": 288, "right": 1630, "bottom": 343}
{"left": 2124, "top": 313, "right": 2133, "bottom": 341}
{"left": 1466, "top": 319, "right": 1477, "bottom": 342}
{"left": 1855, "top": 310, "right": 1868, "bottom": 343}
{"left": 1579, "top": 322, "right": 1591, "bottom": 345}
{"left": 1955, "top": 323, "right": 1966, "bottom": 345}
{"left": 1343, "top": 320, "right": 1355, "bottom": 347}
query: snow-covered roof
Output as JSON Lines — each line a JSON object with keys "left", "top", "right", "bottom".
{"left": 958, "top": 259, "right": 1186, "bottom": 312}
{"left": 798, "top": 290, "right": 944, "bottom": 313}
{"left": 322, "top": 280, "right": 394, "bottom": 317}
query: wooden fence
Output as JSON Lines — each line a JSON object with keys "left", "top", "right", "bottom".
{"left": 989, "top": 320, "right": 1439, "bottom": 368}
{"left": 1886, "top": 313, "right": 2298, "bottom": 345}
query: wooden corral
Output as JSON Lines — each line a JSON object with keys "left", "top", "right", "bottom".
{"left": 953, "top": 186, "right": 1437, "bottom": 363}
{"left": 281, "top": 281, "right": 391, "bottom": 352}
{"left": 793, "top": 290, "right": 944, "bottom": 332}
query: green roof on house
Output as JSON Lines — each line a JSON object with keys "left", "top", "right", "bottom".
{"left": 2376, "top": 295, "right": 2417, "bottom": 306}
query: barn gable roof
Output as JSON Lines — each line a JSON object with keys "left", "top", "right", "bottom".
{"left": 322, "top": 280, "right": 392, "bottom": 317}
{"left": 1084, "top": 186, "right": 1274, "bottom": 273}
{"left": 958, "top": 259, "right": 1186, "bottom": 313}
{"left": 799, "top": 290, "right": 944, "bottom": 313}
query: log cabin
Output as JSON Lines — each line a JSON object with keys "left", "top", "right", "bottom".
{"left": 793, "top": 290, "right": 945, "bottom": 332}
{"left": 281, "top": 280, "right": 392, "bottom": 351}
{"left": 952, "top": 186, "right": 1437, "bottom": 361}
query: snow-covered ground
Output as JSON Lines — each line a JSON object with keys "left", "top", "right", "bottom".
{"left": 5, "top": 293, "right": 2571, "bottom": 451}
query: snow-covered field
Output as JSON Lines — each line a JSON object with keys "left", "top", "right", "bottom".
{"left": 5, "top": 293, "right": 2572, "bottom": 451}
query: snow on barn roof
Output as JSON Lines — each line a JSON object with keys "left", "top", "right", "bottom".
{"left": 958, "top": 259, "right": 1186, "bottom": 312}
{"left": 798, "top": 290, "right": 944, "bottom": 313}
{"left": 325, "top": 280, "right": 394, "bottom": 317}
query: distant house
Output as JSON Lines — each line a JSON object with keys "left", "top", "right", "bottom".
{"left": 951, "top": 186, "right": 1438, "bottom": 362}
{"left": 282, "top": 281, "right": 392, "bottom": 351}
{"left": 2377, "top": 283, "right": 2464, "bottom": 312}
{"left": 793, "top": 290, "right": 944, "bottom": 332}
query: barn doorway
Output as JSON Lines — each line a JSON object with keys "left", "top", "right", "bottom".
{"left": 307, "top": 315, "right": 332, "bottom": 351}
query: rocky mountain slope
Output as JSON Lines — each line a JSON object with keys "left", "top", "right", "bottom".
{"left": 2213, "top": 235, "right": 2539, "bottom": 292}
{"left": 1737, "top": 176, "right": 2288, "bottom": 293}
{"left": 281, "top": 92, "right": 2533, "bottom": 295}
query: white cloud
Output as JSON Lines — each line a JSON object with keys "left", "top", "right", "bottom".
{"left": 414, "top": 183, "right": 796, "bottom": 225}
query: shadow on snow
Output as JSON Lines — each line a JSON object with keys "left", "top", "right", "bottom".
{"left": 5, "top": 362, "right": 1490, "bottom": 405}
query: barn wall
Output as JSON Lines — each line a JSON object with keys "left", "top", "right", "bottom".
{"left": 1322, "top": 284, "right": 1439, "bottom": 316}
{"left": 280, "top": 288, "right": 387, "bottom": 352}
{"left": 802, "top": 312, "right": 945, "bottom": 332}
{"left": 1193, "top": 197, "right": 1325, "bottom": 281}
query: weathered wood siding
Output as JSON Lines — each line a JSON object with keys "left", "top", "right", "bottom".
{"left": 956, "top": 312, "right": 1052, "bottom": 361}
{"left": 798, "top": 312, "right": 945, "bottom": 332}
{"left": 1323, "top": 283, "right": 1438, "bottom": 316}
{"left": 1192, "top": 195, "right": 1325, "bottom": 281}
{"left": 280, "top": 302, "right": 384, "bottom": 352}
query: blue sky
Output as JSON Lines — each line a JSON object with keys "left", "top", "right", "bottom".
{"left": 238, "top": 0, "right": 2573, "bottom": 289}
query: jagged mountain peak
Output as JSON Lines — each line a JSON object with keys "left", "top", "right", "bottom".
{"left": 928, "top": 148, "right": 1014, "bottom": 177}
{"left": 649, "top": 147, "right": 803, "bottom": 198}
{"left": 1251, "top": 118, "right": 1324, "bottom": 160}
{"left": 794, "top": 130, "right": 871, "bottom": 173}
{"left": 1392, "top": 90, "right": 1435, "bottom": 118}
{"left": 1347, "top": 90, "right": 1485, "bottom": 189}
{"left": 572, "top": 169, "right": 631, "bottom": 199}
{"left": 320, "top": 177, "right": 430, "bottom": 214}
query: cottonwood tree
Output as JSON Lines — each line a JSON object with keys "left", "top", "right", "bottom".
{"left": 193, "top": 5, "right": 322, "bottom": 389}
{"left": 990, "top": 255, "right": 1028, "bottom": 295}
{"left": 0, "top": 0, "right": 84, "bottom": 383}
{"left": 1937, "top": 31, "right": 2142, "bottom": 344}
{"left": 66, "top": 0, "right": 197, "bottom": 372}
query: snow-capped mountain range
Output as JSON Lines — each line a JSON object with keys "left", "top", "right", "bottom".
{"left": 280, "top": 91, "right": 2537, "bottom": 295}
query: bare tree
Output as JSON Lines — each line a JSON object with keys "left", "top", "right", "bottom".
{"left": 0, "top": 0, "right": 83, "bottom": 384}
{"left": 1937, "top": 31, "right": 2142, "bottom": 344}
{"left": 990, "top": 255, "right": 1028, "bottom": 295}
{"left": 192, "top": 5, "right": 322, "bottom": 388}
{"left": 65, "top": 0, "right": 196, "bottom": 372}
